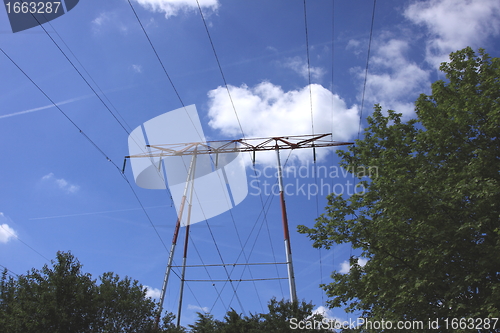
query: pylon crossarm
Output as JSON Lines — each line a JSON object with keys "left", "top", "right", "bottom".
{"left": 124, "top": 134, "right": 352, "bottom": 159}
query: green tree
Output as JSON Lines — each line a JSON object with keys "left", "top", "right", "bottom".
{"left": 298, "top": 47, "right": 500, "bottom": 332}
{"left": 0, "top": 251, "right": 180, "bottom": 333}
{"left": 259, "top": 298, "right": 330, "bottom": 332}
{"left": 187, "top": 299, "right": 331, "bottom": 333}
{"left": 188, "top": 312, "right": 220, "bottom": 333}
{"left": 3, "top": 252, "right": 97, "bottom": 332}
{"left": 218, "top": 308, "right": 261, "bottom": 333}
{"left": 96, "top": 272, "right": 158, "bottom": 332}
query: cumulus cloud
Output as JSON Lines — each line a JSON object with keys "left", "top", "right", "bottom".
{"left": 133, "top": 0, "right": 219, "bottom": 19}
{"left": 0, "top": 213, "right": 18, "bottom": 244}
{"left": 207, "top": 82, "right": 359, "bottom": 165}
{"left": 339, "top": 257, "right": 368, "bottom": 274}
{"left": 353, "top": 37, "right": 430, "bottom": 117}
{"left": 282, "top": 57, "right": 325, "bottom": 82}
{"left": 347, "top": 0, "right": 500, "bottom": 119}
{"left": 41, "top": 173, "right": 80, "bottom": 194}
{"left": 405, "top": 0, "right": 500, "bottom": 67}
{"left": 144, "top": 285, "right": 161, "bottom": 299}
{"left": 188, "top": 304, "right": 210, "bottom": 313}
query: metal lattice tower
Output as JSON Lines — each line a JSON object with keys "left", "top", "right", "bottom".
{"left": 125, "top": 133, "right": 352, "bottom": 327}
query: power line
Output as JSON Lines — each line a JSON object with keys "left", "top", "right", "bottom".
{"left": 24, "top": 6, "right": 176, "bottom": 207}
{"left": 0, "top": 264, "right": 19, "bottom": 278}
{"left": 358, "top": 0, "right": 377, "bottom": 141}
{"left": 303, "top": 0, "right": 315, "bottom": 138}
{"left": 126, "top": 0, "right": 185, "bottom": 108}
{"left": 352, "top": 0, "right": 377, "bottom": 262}
{"left": 195, "top": 0, "right": 245, "bottom": 140}
{"left": 0, "top": 224, "right": 50, "bottom": 262}
{"left": 0, "top": 47, "right": 171, "bottom": 255}
{"left": 17, "top": 0, "right": 131, "bottom": 137}
{"left": 125, "top": 1, "right": 254, "bottom": 316}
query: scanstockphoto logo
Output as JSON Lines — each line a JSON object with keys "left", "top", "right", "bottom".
{"left": 250, "top": 162, "right": 378, "bottom": 199}
{"left": 3, "top": 0, "right": 80, "bottom": 33}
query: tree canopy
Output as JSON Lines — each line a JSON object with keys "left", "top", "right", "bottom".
{"left": 0, "top": 251, "right": 182, "bottom": 332}
{"left": 1, "top": 252, "right": 333, "bottom": 332}
{"left": 298, "top": 47, "right": 500, "bottom": 332}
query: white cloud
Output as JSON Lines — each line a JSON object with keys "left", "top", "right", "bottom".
{"left": 133, "top": 0, "right": 219, "bottom": 19}
{"left": 187, "top": 304, "right": 210, "bottom": 313}
{"left": 0, "top": 213, "right": 18, "bottom": 244}
{"left": 405, "top": 0, "right": 500, "bottom": 67}
{"left": 144, "top": 285, "right": 161, "bottom": 299}
{"left": 207, "top": 82, "right": 359, "bottom": 165}
{"left": 339, "top": 257, "right": 368, "bottom": 274}
{"left": 312, "top": 306, "right": 337, "bottom": 320}
{"left": 41, "top": 173, "right": 80, "bottom": 194}
{"left": 0, "top": 224, "right": 17, "bottom": 243}
{"left": 346, "top": 39, "right": 363, "bottom": 56}
{"left": 351, "top": 36, "right": 430, "bottom": 118}
{"left": 92, "top": 12, "right": 129, "bottom": 34}
{"left": 282, "top": 57, "right": 325, "bottom": 82}
{"left": 132, "top": 64, "right": 143, "bottom": 73}
{"left": 346, "top": 0, "right": 500, "bottom": 120}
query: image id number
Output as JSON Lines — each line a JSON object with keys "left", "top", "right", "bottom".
{"left": 5, "top": 2, "right": 61, "bottom": 14}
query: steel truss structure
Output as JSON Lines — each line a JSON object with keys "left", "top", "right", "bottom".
{"left": 125, "top": 133, "right": 352, "bottom": 327}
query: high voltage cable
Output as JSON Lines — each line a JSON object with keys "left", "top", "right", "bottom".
{"left": 358, "top": 0, "right": 377, "bottom": 141}
{"left": 323, "top": 0, "right": 337, "bottom": 306}
{"left": 188, "top": 234, "right": 229, "bottom": 312}
{"left": 195, "top": 0, "right": 245, "bottom": 140}
{"left": 352, "top": 0, "right": 377, "bottom": 264}
{"left": 126, "top": 0, "right": 185, "bottom": 108}
{"left": 17, "top": 0, "right": 175, "bottom": 206}
{"left": 304, "top": 1, "right": 323, "bottom": 305}
{"left": 126, "top": 0, "right": 253, "bottom": 314}
{"left": 193, "top": 0, "right": 286, "bottom": 311}
{"left": 0, "top": 223, "right": 50, "bottom": 262}
{"left": 0, "top": 264, "right": 19, "bottom": 278}
{"left": 0, "top": 47, "right": 172, "bottom": 257}
{"left": 127, "top": 0, "right": 304, "bottom": 316}
{"left": 303, "top": 0, "right": 315, "bottom": 139}
{"left": 17, "top": 1, "right": 131, "bottom": 137}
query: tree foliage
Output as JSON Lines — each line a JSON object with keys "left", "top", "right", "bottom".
{"left": 0, "top": 251, "right": 179, "bottom": 332}
{"left": 1, "top": 252, "right": 334, "bottom": 332}
{"left": 187, "top": 298, "right": 331, "bottom": 333}
{"left": 298, "top": 47, "right": 500, "bottom": 332}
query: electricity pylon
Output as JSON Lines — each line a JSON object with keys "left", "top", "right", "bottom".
{"left": 125, "top": 133, "right": 352, "bottom": 327}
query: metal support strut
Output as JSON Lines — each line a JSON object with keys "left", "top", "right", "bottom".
{"left": 176, "top": 151, "right": 197, "bottom": 327}
{"left": 275, "top": 145, "right": 297, "bottom": 303}
{"left": 155, "top": 153, "right": 197, "bottom": 329}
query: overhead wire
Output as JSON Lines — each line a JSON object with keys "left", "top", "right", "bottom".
{"left": 126, "top": 1, "right": 251, "bottom": 315}
{"left": 0, "top": 264, "right": 19, "bottom": 278}
{"left": 192, "top": 0, "right": 283, "bottom": 312}
{"left": 0, "top": 47, "right": 172, "bottom": 258}
{"left": 325, "top": 0, "right": 337, "bottom": 306}
{"left": 0, "top": 222, "right": 50, "bottom": 262}
{"left": 15, "top": 1, "right": 175, "bottom": 212}
{"left": 17, "top": 0, "right": 131, "bottom": 137}
{"left": 126, "top": 0, "right": 185, "bottom": 108}
{"left": 193, "top": 0, "right": 298, "bottom": 311}
{"left": 358, "top": 0, "right": 377, "bottom": 141}
{"left": 352, "top": 0, "right": 377, "bottom": 263}
{"left": 195, "top": 0, "right": 245, "bottom": 139}
{"left": 188, "top": 234, "right": 229, "bottom": 313}
{"left": 303, "top": 0, "right": 324, "bottom": 305}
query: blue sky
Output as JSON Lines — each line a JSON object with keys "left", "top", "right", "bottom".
{"left": 1, "top": 0, "right": 500, "bottom": 326}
